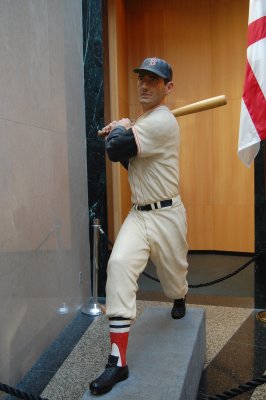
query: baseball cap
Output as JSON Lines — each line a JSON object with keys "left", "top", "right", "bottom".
{"left": 133, "top": 57, "right": 173, "bottom": 81}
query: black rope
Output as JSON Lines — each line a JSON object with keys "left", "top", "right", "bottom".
{"left": 1, "top": 374, "right": 265, "bottom": 400}
{"left": 99, "top": 228, "right": 266, "bottom": 288}
{"left": 149, "top": 245, "right": 265, "bottom": 288}
{"left": 0, "top": 382, "right": 48, "bottom": 400}
{"left": 143, "top": 256, "right": 254, "bottom": 287}
{"left": 199, "top": 374, "right": 266, "bottom": 399}
{"left": 188, "top": 255, "right": 255, "bottom": 289}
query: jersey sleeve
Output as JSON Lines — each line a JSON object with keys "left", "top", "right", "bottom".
{"left": 132, "top": 110, "right": 177, "bottom": 157}
{"left": 105, "top": 126, "right": 138, "bottom": 162}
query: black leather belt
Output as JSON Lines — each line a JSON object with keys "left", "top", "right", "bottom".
{"left": 133, "top": 199, "right": 172, "bottom": 211}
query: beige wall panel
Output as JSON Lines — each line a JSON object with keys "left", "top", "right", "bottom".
{"left": 110, "top": 0, "right": 254, "bottom": 251}
{"left": 210, "top": 0, "right": 249, "bottom": 98}
{"left": 214, "top": 205, "right": 254, "bottom": 252}
{"left": 127, "top": 1, "right": 213, "bottom": 116}
{"left": 126, "top": 0, "right": 211, "bottom": 12}
{"left": 212, "top": 98, "right": 254, "bottom": 206}
{"left": 186, "top": 205, "right": 214, "bottom": 250}
{"left": 209, "top": 0, "right": 253, "bottom": 250}
{"left": 178, "top": 113, "right": 213, "bottom": 206}
{"left": 127, "top": 8, "right": 167, "bottom": 120}
{"left": 107, "top": 0, "right": 131, "bottom": 236}
{"left": 164, "top": 6, "right": 212, "bottom": 104}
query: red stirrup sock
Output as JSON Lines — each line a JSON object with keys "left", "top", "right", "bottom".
{"left": 109, "top": 317, "right": 131, "bottom": 367}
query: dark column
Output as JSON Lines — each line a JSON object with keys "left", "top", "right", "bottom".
{"left": 255, "top": 141, "right": 266, "bottom": 309}
{"left": 82, "top": 0, "right": 109, "bottom": 297}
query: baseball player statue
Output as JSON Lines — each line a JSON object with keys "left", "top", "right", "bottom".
{"left": 90, "top": 57, "right": 189, "bottom": 395}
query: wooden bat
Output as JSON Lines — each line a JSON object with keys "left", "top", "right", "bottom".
{"left": 98, "top": 95, "right": 227, "bottom": 137}
{"left": 171, "top": 95, "right": 227, "bottom": 117}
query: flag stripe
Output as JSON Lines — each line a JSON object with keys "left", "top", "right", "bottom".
{"left": 248, "top": 16, "right": 266, "bottom": 46}
{"left": 238, "top": 0, "right": 266, "bottom": 167}
{"left": 243, "top": 62, "right": 266, "bottom": 140}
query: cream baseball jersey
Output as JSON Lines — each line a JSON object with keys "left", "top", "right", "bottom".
{"left": 130, "top": 105, "right": 180, "bottom": 205}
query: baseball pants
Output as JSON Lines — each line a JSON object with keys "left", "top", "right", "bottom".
{"left": 106, "top": 195, "right": 189, "bottom": 319}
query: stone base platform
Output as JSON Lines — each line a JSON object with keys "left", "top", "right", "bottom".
{"left": 81, "top": 307, "right": 206, "bottom": 400}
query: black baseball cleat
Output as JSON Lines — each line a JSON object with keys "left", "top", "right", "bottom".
{"left": 90, "top": 355, "right": 129, "bottom": 395}
{"left": 171, "top": 297, "right": 186, "bottom": 319}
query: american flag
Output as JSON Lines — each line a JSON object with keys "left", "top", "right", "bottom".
{"left": 238, "top": 0, "right": 266, "bottom": 167}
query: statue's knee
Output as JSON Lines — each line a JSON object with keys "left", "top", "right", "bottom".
{"left": 107, "top": 254, "right": 125, "bottom": 277}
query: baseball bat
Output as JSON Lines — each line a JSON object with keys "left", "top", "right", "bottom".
{"left": 171, "top": 95, "right": 227, "bottom": 117}
{"left": 98, "top": 95, "right": 227, "bottom": 137}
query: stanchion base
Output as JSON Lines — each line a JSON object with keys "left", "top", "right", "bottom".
{"left": 82, "top": 299, "right": 103, "bottom": 316}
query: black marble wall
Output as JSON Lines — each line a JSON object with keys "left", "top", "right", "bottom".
{"left": 255, "top": 141, "right": 266, "bottom": 309}
{"left": 82, "top": 0, "right": 109, "bottom": 296}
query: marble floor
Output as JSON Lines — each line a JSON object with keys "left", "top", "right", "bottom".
{"left": 2, "top": 253, "right": 266, "bottom": 400}
{"left": 3, "top": 303, "right": 266, "bottom": 400}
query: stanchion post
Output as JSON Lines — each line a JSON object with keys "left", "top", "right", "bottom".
{"left": 82, "top": 218, "right": 102, "bottom": 316}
